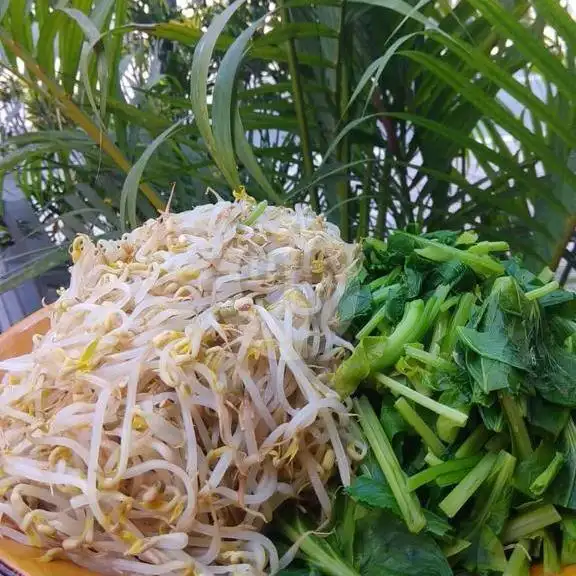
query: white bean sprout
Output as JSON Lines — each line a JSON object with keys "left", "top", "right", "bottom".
{"left": 0, "top": 197, "right": 358, "bottom": 575}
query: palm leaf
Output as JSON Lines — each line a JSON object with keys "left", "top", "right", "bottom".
{"left": 120, "top": 120, "right": 183, "bottom": 230}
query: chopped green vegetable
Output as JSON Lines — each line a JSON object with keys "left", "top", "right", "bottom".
{"left": 354, "top": 397, "right": 426, "bottom": 533}
{"left": 503, "top": 539, "right": 530, "bottom": 576}
{"left": 277, "top": 227, "right": 576, "bottom": 576}
{"left": 374, "top": 373, "right": 468, "bottom": 426}
{"left": 455, "top": 425, "right": 490, "bottom": 459}
{"left": 394, "top": 398, "right": 445, "bottom": 457}
{"left": 471, "top": 450, "right": 516, "bottom": 533}
{"left": 501, "top": 504, "right": 562, "bottom": 544}
{"left": 525, "top": 280, "right": 560, "bottom": 301}
{"left": 561, "top": 516, "right": 576, "bottom": 565}
{"left": 530, "top": 452, "right": 564, "bottom": 496}
{"left": 542, "top": 528, "right": 561, "bottom": 576}
{"left": 439, "top": 452, "right": 498, "bottom": 518}
{"left": 407, "top": 455, "right": 482, "bottom": 491}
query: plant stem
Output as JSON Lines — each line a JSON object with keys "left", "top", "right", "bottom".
{"left": 455, "top": 425, "right": 490, "bottom": 459}
{"left": 425, "top": 452, "right": 444, "bottom": 467}
{"left": 395, "top": 398, "right": 445, "bottom": 457}
{"left": 503, "top": 539, "right": 531, "bottom": 576}
{"left": 530, "top": 452, "right": 564, "bottom": 496}
{"left": 354, "top": 396, "right": 426, "bottom": 533}
{"left": 372, "top": 283, "right": 401, "bottom": 305}
{"left": 277, "top": 0, "right": 318, "bottom": 212}
{"left": 499, "top": 393, "right": 533, "bottom": 460}
{"left": 280, "top": 518, "right": 360, "bottom": 576}
{"left": 439, "top": 452, "right": 498, "bottom": 518}
{"left": 467, "top": 241, "right": 509, "bottom": 254}
{"left": 356, "top": 300, "right": 390, "bottom": 340}
{"left": 543, "top": 528, "right": 561, "bottom": 575}
{"left": 242, "top": 201, "right": 267, "bottom": 226}
{"left": 367, "top": 299, "right": 425, "bottom": 370}
{"left": 474, "top": 451, "right": 516, "bottom": 530}
{"left": 430, "top": 310, "right": 449, "bottom": 351}
{"left": 502, "top": 504, "right": 562, "bottom": 544}
{"left": 525, "top": 280, "right": 559, "bottom": 301}
{"left": 435, "top": 468, "right": 476, "bottom": 488}
{"left": 404, "top": 345, "right": 456, "bottom": 372}
{"left": 440, "top": 294, "right": 461, "bottom": 312}
{"left": 407, "top": 456, "right": 482, "bottom": 491}
{"left": 442, "top": 292, "right": 476, "bottom": 355}
{"left": 405, "top": 231, "right": 506, "bottom": 276}
{"left": 374, "top": 374, "right": 468, "bottom": 426}
{"left": 443, "top": 539, "right": 471, "bottom": 558}
{"left": 486, "top": 433, "right": 510, "bottom": 453}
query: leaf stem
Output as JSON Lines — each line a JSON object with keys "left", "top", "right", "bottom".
{"left": 503, "top": 539, "right": 531, "bottom": 576}
{"left": 242, "top": 200, "right": 267, "bottom": 226}
{"left": 407, "top": 455, "right": 482, "bottom": 491}
{"left": 441, "top": 292, "right": 476, "bottom": 356}
{"left": 439, "top": 452, "right": 498, "bottom": 518}
{"left": 467, "top": 241, "right": 509, "bottom": 254}
{"left": 499, "top": 393, "right": 533, "bottom": 460}
{"left": 354, "top": 396, "right": 426, "bottom": 533}
{"left": 404, "top": 345, "right": 456, "bottom": 372}
{"left": 280, "top": 517, "right": 360, "bottom": 576}
{"left": 395, "top": 398, "right": 445, "bottom": 457}
{"left": 374, "top": 374, "right": 468, "bottom": 426}
{"left": 502, "top": 504, "right": 562, "bottom": 544}
{"left": 529, "top": 452, "right": 565, "bottom": 496}
{"left": 455, "top": 425, "right": 490, "bottom": 459}
{"left": 443, "top": 539, "right": 471, "bottom": 558}
{"left": 474, "top": 451, "right": 516, "bottom": 530}
{"left": 372, "top": 283, "right": 401, "bottom": 305}
{"left": 424, "top": 452, "right": 444, "bottom": 467}
{"left": 355, "top": 300, "right": 390, "bottom": 340}
{"left": 543, "top": 528, "right": 561, "bottom": 575}
{"left": 525, "top": 280, "right": 559, "bottom": 301}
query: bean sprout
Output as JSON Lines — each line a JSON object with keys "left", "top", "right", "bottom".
{"left": 0, "top": 198, "right": 358, "bottom": 575}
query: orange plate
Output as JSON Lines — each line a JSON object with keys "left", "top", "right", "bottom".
{"left": 0, "top": 309, "right": 97, "bottom": 576}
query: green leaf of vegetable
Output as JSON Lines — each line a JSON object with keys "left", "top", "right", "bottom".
{"left": 457, "top": 327, "right": 529, "bottom": 370}
{"left": 353, "top": 511, "right": 453, "bottom": 576}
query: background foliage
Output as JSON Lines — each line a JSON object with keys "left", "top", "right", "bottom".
{"left": 0, "top": 0, "right": 574, "bottom": 294}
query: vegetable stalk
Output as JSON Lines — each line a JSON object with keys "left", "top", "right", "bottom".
{"left": 439, "top": 452, "right": 498, "bottom": 518}
{"left": 374, "top": 374, "right": 468, "bottom": 426}
{"left": 500, "top": 393, "right": 533, "bottom": 460}
{"left": 503, "top": 539, "right": 530, "bottom": 576}
{"left": 354, "top": 396, "right": 426, "bottom": 533}
{"left": 407, "top": 456, "right": 482, "bottom": 491}
{"left": 395, "top": 398, "right": 445, "bottom": 457}
{"left": 502, "top": 505, "right": 562, "bottom": 544}
{"left": 280, "top": 517, "right": 360, "bottom": 576}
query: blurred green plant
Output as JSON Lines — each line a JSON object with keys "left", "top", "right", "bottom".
{"left": 0, "top": 0, "right": 574, "bottom": 294}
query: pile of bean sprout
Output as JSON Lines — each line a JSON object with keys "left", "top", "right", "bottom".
{"left": 0, "top": 197, "right": 361, "bottom": 575}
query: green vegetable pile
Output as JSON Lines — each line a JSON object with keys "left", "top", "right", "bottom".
{"left": 276, "top": 230, "right": 576, "bottom": 576}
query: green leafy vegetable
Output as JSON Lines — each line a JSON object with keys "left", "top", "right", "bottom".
{"left": 353, "top": 511, "right": 453, "bottom": 576}
{"left": 354, "top": 396, "right": 426, "bottom": 533}
{"left": 278, "top": 228, "right": 576, "bottom": 576}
